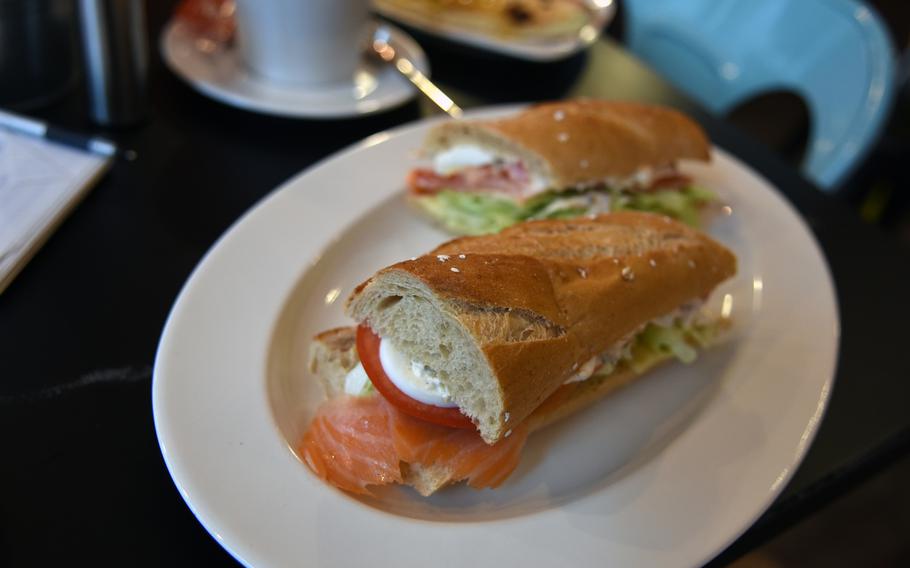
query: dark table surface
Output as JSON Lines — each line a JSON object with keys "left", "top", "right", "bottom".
{"left": 2, "top": 3, "right": 909, "bottom": 567}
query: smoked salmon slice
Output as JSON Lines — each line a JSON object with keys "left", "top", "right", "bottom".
{"left": 301, "top": 396, "right": 402, "bottom": 495}
{"left": 300, "top": 395, "right": 529, "bottom": 495}
{"left": 389, "top": 407, "right": 529, "bottom": 490}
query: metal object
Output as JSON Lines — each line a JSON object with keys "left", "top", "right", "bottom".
{"left": 0, "top": 0, "right": 79, "bottom": 110}
{"left": 369, "top": 25, "right": 462, "bottom": 119}
{"left": 78, "top": 0, "right": 149, "bottom": 126}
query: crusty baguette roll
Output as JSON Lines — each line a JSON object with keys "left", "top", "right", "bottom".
{"left": 422, "top": 100, "right": 711, "bottom": 192}
{"left": 308, "top": 325, "right": 675, "bottom": 495}
{"left": 345, "top": 211, "right": 735, "bottom": 444}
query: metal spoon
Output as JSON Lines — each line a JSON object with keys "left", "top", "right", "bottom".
{"left": 368, "top": 25, "right": 463, "bottom": 119}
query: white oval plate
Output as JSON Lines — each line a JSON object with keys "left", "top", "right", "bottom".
{"left": 153, "top": 106, "right": 838, "bottom": 567}
{"left": 160, "top": 20, "right": 426, "bottom": 119}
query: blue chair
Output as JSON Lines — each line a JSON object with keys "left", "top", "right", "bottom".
{"left": 623, "top": 0, "right": 897, "bottom": 190}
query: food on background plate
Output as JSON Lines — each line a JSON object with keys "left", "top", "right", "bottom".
{"left": 174, "top": 0, "right": 236, "bottom": 45}
{"left": 407, "top": 100, "right": 720, "bottom": 235}
{"left": 301, "top": 211, "right": 736, "bottom": 496}
{"left": 373, "top": 0, "right": 591, "bottom": 40}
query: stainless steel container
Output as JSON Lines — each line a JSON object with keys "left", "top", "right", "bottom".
{"left": 78, "top": 0, "right": 148, "bottom": 125}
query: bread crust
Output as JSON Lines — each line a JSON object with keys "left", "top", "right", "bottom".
{"left": 423, "top": 100, "right": 710, "bottom": 190}
{"left": 308, "top": 327, "right": 359, "bottom": 398}
{"left": 346, "top": 212, "right": 735, "bottom": 442}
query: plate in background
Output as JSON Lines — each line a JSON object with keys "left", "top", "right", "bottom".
{"left": 373, "top": 0, "right": 617, "bottom": 61}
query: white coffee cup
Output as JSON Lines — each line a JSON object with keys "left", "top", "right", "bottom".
{"left": 234, "top": 0, "right": 369, "bottom": 86}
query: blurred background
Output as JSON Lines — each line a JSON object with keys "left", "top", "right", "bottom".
{"left": 609, "top": 0, "right": 910, "bottom": 250}
{"left": 3, "top": 0, "right": 907, "bottom": 244}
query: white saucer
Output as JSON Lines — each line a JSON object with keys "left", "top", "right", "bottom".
{"left": 160, "top": 20, "right": 428, "bottom": 119}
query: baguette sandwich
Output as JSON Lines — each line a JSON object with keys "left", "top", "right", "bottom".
{"left": 301, "top": 211, "right": 736, "bottom": 496}
{"left": 407, "top": 100, "right": 719, "bottom": 235}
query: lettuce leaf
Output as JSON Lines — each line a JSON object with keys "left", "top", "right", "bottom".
{"left": 611, "top": 186, "right": 715, "bottom": 228}
{"left": 413, "top": 191, "right": 527, "bottom": 235}
{"left": 414, "top": 185, "right": 716, "bottom": 235}
{"left": 626, "top": 320, "right": 724, "bottom": 373}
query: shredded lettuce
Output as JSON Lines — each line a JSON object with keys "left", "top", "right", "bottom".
{"left": 686, "top": 322, "right": 722, "bottom": 348}
{"left": 593, "top": 320, "right": 724, "bottom": 376}
{"left": 414, "top": 191, "right": 527, "bottom": 235}
{"left": 412, "top": 189, "right": 605, "bottom": 235}
{"left": 415, "top": 185, "right": 716, "bottom": 235}
{"left": 632, "top": 323, "right": 698, "bottom": 372}
{"left": 611, "top": 186, "right": 715, "bottom": 228}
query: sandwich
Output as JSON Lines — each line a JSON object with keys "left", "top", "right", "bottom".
{"left": 301, "top": 211, "right": 736, "bottom": 496}
{"left": 407, "top": 100, "right": 719, "bottom": 235}
{"left": 373, "top": 0, "right": 590, "bottom": 40}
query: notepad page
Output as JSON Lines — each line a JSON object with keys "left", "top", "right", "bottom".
{"left": 0, "top": 130, "right": 111, "bottom": 293}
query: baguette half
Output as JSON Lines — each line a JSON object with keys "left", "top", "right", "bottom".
{"left": 346, "top": 211, "right": 735, "bottom": 444}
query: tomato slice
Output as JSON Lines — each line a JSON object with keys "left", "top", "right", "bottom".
{"left": 647, "top": 172, "right": 692, "bottom": 191}
{"left": 356, "top": 324, "right": 475, "bottom": 430}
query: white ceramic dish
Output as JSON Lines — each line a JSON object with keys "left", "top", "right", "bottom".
{"left": 373, "top": 0, "right": 617, "bottom": 61}
{"left": 153, "top": 106, "right": 838, "bottom": 567}
{"left": 159, "top": 19, "right": 427, "bottom": 119}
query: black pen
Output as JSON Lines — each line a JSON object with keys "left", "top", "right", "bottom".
{"left": 0, "top": 109, "right": 137, "bottom": 161}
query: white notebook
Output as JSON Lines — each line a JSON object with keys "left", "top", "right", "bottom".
{"left": 0, "top": 129, "right": 112, "bottom": 293}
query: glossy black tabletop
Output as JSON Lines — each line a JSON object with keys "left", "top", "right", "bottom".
{"left": 2, "top": 3, "right": 909, "bottom": 567}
